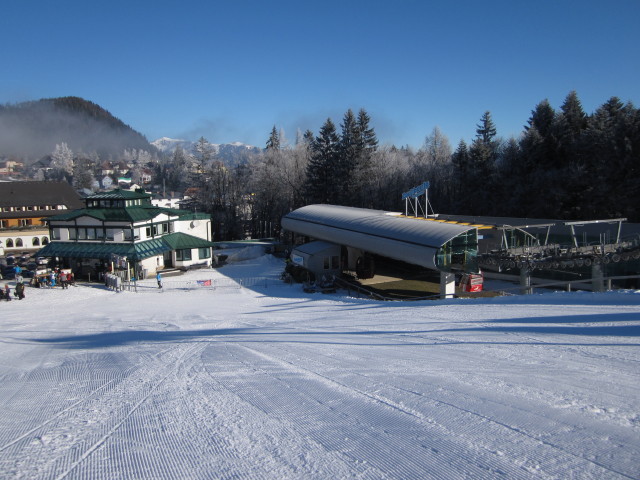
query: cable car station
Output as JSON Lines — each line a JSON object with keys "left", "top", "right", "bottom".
{"left": 281, "top": 182, "right": 640, "bottom": 298}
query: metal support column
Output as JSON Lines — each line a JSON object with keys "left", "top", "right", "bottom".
{"left": 591, "top": 264, "right": 604, "bottom": 292}
{"left": 519, "top": 267, "right": 532, "bottom": 295}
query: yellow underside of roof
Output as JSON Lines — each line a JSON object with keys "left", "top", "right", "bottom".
{"left": 395, "top": 214, "right": 492, "bottom": 229}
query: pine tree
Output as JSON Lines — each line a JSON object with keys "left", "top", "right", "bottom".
{"left": 559, "top": 91, "right": 587, "bottom": 141}
{"left": 338, "top": 109, "right": 359, "bottom": 204}
{"left": 351, "top": 109, "right": 379, "bottom": 207}
{"left": 266, "top": 125, "right": 280, "bottom": 150}
{"left": 305, "top": 118, "right": 340, "bottom": 204}
{"left": 356, "top": 108, "right": 378, "bottom": 155}
{"left": 526, "top": 100, "right": 556, "bottom": 138}
{"left": 451, "top": 140, "right": 470, "bottom": 212}
{"left": 476, "top": 111, "right": 497, "bottom": 144}
{"left": 469, "top": 112, "right": 500, "bottom": 214}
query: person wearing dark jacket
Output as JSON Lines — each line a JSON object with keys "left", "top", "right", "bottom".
{"left": 15, "top": 282, "right": 25, "bottom": 300}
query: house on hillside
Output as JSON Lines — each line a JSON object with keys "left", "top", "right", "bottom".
{"left": 0, "top": 181, "right": 83, "bottom": 254}
{"left": 37, "top": 188, "right": 215, "bottom": 279}
{"left": 101, "top": 176, "right": 114, "bottom": 189}
{"left": 0, "top": 159, "right": 24, "bottom": 176}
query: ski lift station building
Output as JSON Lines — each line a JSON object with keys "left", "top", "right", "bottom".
{"left": 281, "top": 204, "right": 482, "bottom": 297}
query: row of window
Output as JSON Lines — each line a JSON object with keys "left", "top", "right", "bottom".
{"left": 86, "top": 199, "right": 146, "bottom": 209}
{"left": 3, "top": 237, "right": 49, "bottom": 248}
{"left": 0, "top": 219, "right": 34, "bottom": 227}
{"left": 2, "top": 205, "right": 65, "bottom": 212}
{"left": 69, "top": 227, "right": 113, "bottom": 241}
{"left": 52, "top": 222, "right": 174, "bottom": 242}
{"left": 176, "top": 248, "right": 211, "bottom": 261}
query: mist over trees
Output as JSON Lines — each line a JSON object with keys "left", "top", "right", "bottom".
{"left": 0, "top": 97, "right": 153, "bottom": 159}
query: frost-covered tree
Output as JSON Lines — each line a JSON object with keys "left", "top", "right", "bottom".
{"left": 51, "top": 142, "right": 74, "bottom": 177}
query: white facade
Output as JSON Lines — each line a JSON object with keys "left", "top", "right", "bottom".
{"left": 40, "top": 189, "right": 215, "bottom": 277}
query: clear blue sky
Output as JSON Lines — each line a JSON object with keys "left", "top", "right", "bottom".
{"left": 2, "top": 0, "right": 639, "bottom": 150}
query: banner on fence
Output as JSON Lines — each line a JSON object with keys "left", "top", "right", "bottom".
{"left": 197, "top": 279, "right": 212, "bottom": 287}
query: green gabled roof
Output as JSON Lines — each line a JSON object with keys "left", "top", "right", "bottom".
{"left": 37, "top": 233, "right": 215, "bottom": 261}
{"left": 86, "top": 188, "right": 152, "bottom": 201}
{"left": 46, "top": 207, "right": 210, "bottom": 224}
{"left": 134, "top": 238, "right": 171, "bottom": 258}
{"left": 46, "top": 207, "right": 157, "bottom": 223}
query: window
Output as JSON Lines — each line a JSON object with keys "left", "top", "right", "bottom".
{"left": 0, "top": 220, "right": 6, "bottom": 228}
{"left": 32, "top": 237, "right": 40, "bottom": 246}
{"left": 16, "top": 238, "right": 23, "bottom": 247}
{"left": 198, "top": 247, "right": 211, "bottom": 259}
{"left": 42, "top": 237, "right": 49, "bottom": 245}
{"left": 176, "top": 249, "right": 192, "bottom": 261}
{"left": 105, "top": 229, "right": 115, "bottom": 241}
{"left": 69, "top": 228, "right": 77, "bottom": 240}
{"left": 6, "top": 239, "right": 13, "bottom": 248}
{"left": 76, "top": 227, "right": 104, "bottom": 240}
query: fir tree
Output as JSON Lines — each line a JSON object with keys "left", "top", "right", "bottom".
{"left": 338, "top": 109, "right": 359, "bottom": 204}
{"left": 305, "top": 118, "right": 340, "bottom": 204}
{"left": 266, "top": 125, "right": 280, "bottom": 150}
{"left": 476, "top": 111, "right": 497, "bottom": 144}
{"left": 356, "top": 108, "right": 378, "bottom": 155}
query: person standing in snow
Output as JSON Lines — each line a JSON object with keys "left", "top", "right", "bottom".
{"left": 4, "top": 284, "right": 11, "bottom": 301}
{"left": 156, "top": 271, "right": 162, "bottom": 289}
{"left": 14, "top": 282, "right": 25, "bottom": 300}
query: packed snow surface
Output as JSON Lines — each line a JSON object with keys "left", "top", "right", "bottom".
{"left": 1, "top": 255, "right": 639, "bottom": 479}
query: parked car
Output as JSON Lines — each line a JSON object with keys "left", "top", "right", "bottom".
{"left": 1, "top": 267, "right": 15, "bottom": 279}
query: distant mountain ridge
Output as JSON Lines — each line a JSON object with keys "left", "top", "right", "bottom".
{"left": 0, "top": 96, "right": 153, "bottom": 159}
{"left": 151, "top": 137, "right": 261, "bottom": 164}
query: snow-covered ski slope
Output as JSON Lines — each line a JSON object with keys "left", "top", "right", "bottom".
{"left": 1, "top": 255, "right": 639, "bottom": 479}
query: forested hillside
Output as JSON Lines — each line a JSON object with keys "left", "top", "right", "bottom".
{"left": 0, "top": 96, "right": 153, "bottom": 159}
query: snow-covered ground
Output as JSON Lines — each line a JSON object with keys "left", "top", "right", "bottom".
{"left": 1, "top": 255, "right": 639, "bottom": 479}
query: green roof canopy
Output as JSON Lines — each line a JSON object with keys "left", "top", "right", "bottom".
{"left": 37, "top": 233, "right": 215, "bottom": 262}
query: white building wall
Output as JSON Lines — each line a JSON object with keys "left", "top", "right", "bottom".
{"left": 1, "top": 230, "right": 50, "bottom": 252}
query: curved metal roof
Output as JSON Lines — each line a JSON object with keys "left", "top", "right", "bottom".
{"left": 281, "top": 204, "right": 477, "bottom": 270}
